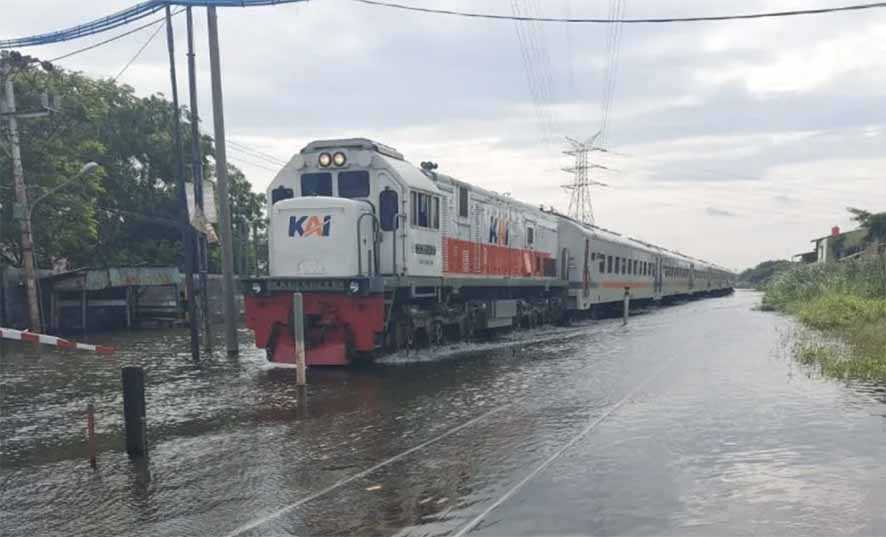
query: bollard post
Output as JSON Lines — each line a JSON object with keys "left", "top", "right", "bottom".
{"left": 296, "top": 384, "right": 308, "bottom": 419}
{"left": 292, "top": 293, "right": 306, "bottom": 386}
{"left": 121, "top": 366, "right": 147, "bottom": 457}
{"left": 623, "top": 287, "right": 630, "bottom": 325}
{"left": 86, "top": 403, "right": 97, "bottom": 469}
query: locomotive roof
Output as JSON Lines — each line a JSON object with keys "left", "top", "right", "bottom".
{"left": 301, "top": 138, "right": 404, "bottom": 161}
{"left": 293, "top": 139, "right": 734, "bottom": 275}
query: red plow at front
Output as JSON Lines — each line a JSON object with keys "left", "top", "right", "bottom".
{"left": 244, "top": 291, "right": 385, "bottom": 366}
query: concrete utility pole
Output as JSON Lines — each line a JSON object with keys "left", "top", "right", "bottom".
{"left": 2, "top": 53, "right": 47, "bottom": 331}
{"left": 207, "top": 6, "right": 239, "bottom": 356}
{"left": 165, "top": 6, "right": 200, "bottom": 360}
{"left": 185, "top": 6, "right": 212, "bottom": 351}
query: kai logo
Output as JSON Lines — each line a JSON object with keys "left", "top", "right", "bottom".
{"left": 289, "top": 215, "right": 332, "bottom": 237}
{"left": 488, "top": 216, "right": 509, "bottom": 246}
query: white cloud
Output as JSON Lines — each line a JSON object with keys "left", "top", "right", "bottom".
{"left": 696, "top": 23, "right": 886, "bottom": 95}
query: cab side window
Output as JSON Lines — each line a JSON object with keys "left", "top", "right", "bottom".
{"left": 411, "top": 191, "right": 439, "bottom": 230}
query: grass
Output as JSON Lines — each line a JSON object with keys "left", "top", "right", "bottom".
{"left": 764, "top": 255, "right": 886, "bottom": 381}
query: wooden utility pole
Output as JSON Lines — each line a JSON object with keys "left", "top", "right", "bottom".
{"left": 165, "top": 6, "right": 200, "bottom": 360}
{"left": 185, "top": 6, "right": 212, "bottom": 351}
{"left": 207, "top": 6, "right": 239, "bottom": 356}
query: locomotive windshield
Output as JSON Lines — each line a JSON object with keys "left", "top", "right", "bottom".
{"left": 338, "top": 171, "right": 370, "bottom": 198}
{"left": 301, "top": 172, "right": 332, "bottom": 196}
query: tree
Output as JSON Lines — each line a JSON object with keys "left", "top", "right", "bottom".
{"left": 737, "top": 259, "right": 794, "bottom": 288}
{"left": 847, "top": 207, "right": 886, "bottom": 246}
{"left": 1, "top": 58, "right": 267, "bottom": 272}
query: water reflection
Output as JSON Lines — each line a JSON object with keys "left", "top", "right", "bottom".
{"left": 2, "top": 291, "right": 885, "bottom": 536}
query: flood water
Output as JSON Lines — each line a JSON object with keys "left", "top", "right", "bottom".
{"left": 2, "top": 290, "right": 885, "bottom": 536}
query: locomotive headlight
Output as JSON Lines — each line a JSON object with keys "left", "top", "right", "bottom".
{"left": 318, "top": 152, "right": 332, "bottom": 167}
{"left": 348, "top": 280, "right": 360, "bottom": 294}
{"left": 333, "top": 151, "right": 347, "bottom": 167}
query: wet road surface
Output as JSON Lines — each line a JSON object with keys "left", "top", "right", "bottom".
{"left": 1, "top": 290, "right": 885, "bottom": 536}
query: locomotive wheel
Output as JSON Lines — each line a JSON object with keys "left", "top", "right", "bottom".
{"left": 431, "top": 321, "right": 445, "bottom": 346}
{"left": 463, "top": 312, "right": 476, "bottom": 340}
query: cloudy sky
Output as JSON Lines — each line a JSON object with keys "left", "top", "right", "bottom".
{"left": 3, "top": 0, "right": 885, "bottom": 269}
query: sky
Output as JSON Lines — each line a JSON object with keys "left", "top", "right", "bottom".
{"left": 2, "top": 0, "right": 885, "bottom": 270}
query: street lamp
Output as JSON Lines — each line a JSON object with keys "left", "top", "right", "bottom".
{"left": 27, "top": 161, "right": 101, "bottom": 332}
{"left": 28, "top": 161, "right": 100, "bottom": 219}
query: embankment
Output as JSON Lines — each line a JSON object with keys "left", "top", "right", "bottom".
{"left": 763, "top": 255, "right": 886, "bottom": 380}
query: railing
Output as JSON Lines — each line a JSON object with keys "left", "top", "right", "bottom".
{"left": 356, "top": 212, "right": 380, "bottom": 277}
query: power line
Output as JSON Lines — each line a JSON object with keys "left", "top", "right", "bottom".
{"left": 598, "top": 0, "right": 626, "bottom": 146}
{"left": 227, "top": 139, "right": 288, "bottom": 166}
{"left": 112, "top": 19, "right": 167, "bottom": 82}
{"left": 1, "top": 1, "right": 310, "bottom": 49}
{"left": 47, "top": 13, "right": 172, "bottom": 63}
{"left": 352, "top": 0, "right": 886, "bottom": 23}
{"left": 227, "top": 152, "right": 283, "bottom": 174}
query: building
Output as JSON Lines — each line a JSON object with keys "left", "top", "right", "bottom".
{"left": 807, "top": 226, "right": 870, "bottom": 264}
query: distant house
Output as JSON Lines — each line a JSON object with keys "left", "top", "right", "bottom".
{"left": 809, "top": 226, "right": 869, "bottom": 263}
{"left": 791, "top": 250, "right": 817, "bottom": 263}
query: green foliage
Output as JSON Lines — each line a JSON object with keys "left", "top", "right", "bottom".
{"left": 1, "top": 59, "right": 267, "bottom": 271}
{"left": 737, "top": 259, "right": 794, "bottom": 289}
{"left": 765, "top": 256, "right": 886, "bottom": 380}
{"left": 847, "top": 207, "right": 886, "bottom": 245}
{"left": 789, "top": 294, "right": 886, "bottom": 331}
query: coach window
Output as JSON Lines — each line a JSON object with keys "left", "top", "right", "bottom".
{"left": 599, "top": 254, "right": 606, "bottom": 273}
{"left": 458, "top": 186, "right": 469, "bottom": 218}
{"left": 527, "top": 226, "right": 534, "bottom": 245}
{"left": 607, "top": 255, "right": 613, "bottom": 273}
{"left": 338, "top": 171, "right": 370, "bottom": 198}
{"left": 301, "top": 172, "right": 332, "bottom": 196}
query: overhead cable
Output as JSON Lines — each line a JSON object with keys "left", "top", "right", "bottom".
{"left": 1, "top": 0, "right": 309, "bottom": 48}
{"left": 47, "top": 12, "right": 172, "bottom": 63}
{"left": 351, "top": 0, "right": 886, "bottom": 23}
{"left": 112, "top": 18, "right": 168, "bottom": 81}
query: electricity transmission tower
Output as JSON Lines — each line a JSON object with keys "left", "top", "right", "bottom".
{"left": 562, "top": 132, "right": 609, "bottom": 225}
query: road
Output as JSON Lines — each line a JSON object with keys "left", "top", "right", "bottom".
{"left": 1, "top": 290, "right": 885, "bottom": 536}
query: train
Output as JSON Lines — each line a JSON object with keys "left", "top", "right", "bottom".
{"left": 242, "top": 138, "right": 735, "bottom": 365}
